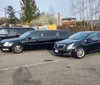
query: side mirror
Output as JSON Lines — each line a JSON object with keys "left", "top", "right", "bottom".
{"left": 27, "top": 37, "right": 32, "bottom": 40}
{"left": 86, "top": 38, "right": 93, "bottom": 43}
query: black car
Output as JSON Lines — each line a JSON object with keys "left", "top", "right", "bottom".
{"left": 0, "top": 30, "right": 71, "bottom": 54}
{"left": 0, "top": 27, "right": 34, "bottom": 41}
{"left": 54, "top": 31, "right": 100, "bottom": 59}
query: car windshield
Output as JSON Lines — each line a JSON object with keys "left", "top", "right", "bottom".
{"left": 69, "top": 32, "right": 90, "bottom": 40}
{"left": 19, "top": 31, "right": 31, "bottom": 39}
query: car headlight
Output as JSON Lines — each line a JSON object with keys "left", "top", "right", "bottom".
{"left": 4, "top": 42, "right": 13, "bottom": 47}
{"left": 67, "top": 43, "right": 75, "bottom": 50}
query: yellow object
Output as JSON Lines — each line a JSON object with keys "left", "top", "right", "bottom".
{"left": 48, "top": 24, "right": 57, "bottom": 30}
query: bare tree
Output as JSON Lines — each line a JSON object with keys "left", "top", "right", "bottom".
{"left": 48, "top": 6, "right": 55, "bottom": 16}
{"left": 71, "top": 0, "right": 86, "bottom": 28}
{"left": 71, "top": 0, "right": 100, "bottom": 30}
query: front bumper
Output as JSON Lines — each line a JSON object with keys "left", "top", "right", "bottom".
{"left": 54, "top": 49, "right": 74, "bottom": 56}
{"left": 0, "top": 45, "right": 12, "bottom": 51}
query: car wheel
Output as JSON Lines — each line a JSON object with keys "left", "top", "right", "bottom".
{"left": 12, "top": 44, "right": 23, "bottom": 54}
{"left": 73, "top": 47, "right": 85, "bottom": 59}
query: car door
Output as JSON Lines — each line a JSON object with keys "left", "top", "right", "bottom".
{"left": 0, "top": 28, "right": 9, "bottom": 40}
{"left": 85, "top": 33, "right": 99, "bottom": 52}
{"left": 24, "top": 32, "right": 40, "bottom": 46}
{"left": 97, "top": 32, "right": 100, "bottom": 50}
{"left": 40, "top": 31, "right": 57, "bottom": 44}
{"left": 58, "top": 31, "right": 70, "bottom": 40}
{"left": 8, "top": 28, "right": 18, "bottom": 38}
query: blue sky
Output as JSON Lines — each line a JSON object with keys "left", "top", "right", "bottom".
{"left": 0, "top": 0, "right": 71, "bottom": 18}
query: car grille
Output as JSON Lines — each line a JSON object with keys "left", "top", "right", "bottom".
{"left": 0, "top": 43, "right": 3, "bottom": 47}
{"left": 54, "top": 44, "right": 66, "bottom": 50}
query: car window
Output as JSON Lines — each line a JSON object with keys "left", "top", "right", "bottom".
{"left": 17, "top": 29, "right": 27, "bottom": 35}
{"left": 59, "top": 31, "right": 70, "bottom": 37}
{"left": 29, "top": 32, "right": 40, "bottom": 39}
{"left": 19, "top": 31, "right": 31, "bottom": 39}
{"left": 97, "top": 33, "right": 100, "bottom": 39}
{"left": 87, "top": 33, "right": 98, "bottom": 41}
{"left": 56, "top": 32, "right": 59, "bottom": 37}
{"left": 17, "top": 28, "right": 33, "bottom": 35}
{"left": 42, "top": 32, "right": 56, "bottom": 38}
{"left": 9, "top": 29, "right": 17, "bottom": 36}
{"left": 69, "top": 32, "right": 90, "bottom": 40}
{"left": 0, "top": 29, "right": 8, "bottom": 34}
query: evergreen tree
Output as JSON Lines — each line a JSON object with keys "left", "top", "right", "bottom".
{"left": 7, "top": 5, "right": 16, "bottom": 24}
{"left": 22, "top": 0, "right": 40, "bottom": 23}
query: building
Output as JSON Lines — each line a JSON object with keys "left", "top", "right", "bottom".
{"left": 61, "top": 17, "right": 76, "bottom": 27}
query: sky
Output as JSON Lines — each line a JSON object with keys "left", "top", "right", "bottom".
{"left": 0, "top": 0, "right": 71, "bottom": 18}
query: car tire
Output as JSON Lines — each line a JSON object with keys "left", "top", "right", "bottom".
{"left": 12, "top": 44, "right": 23, "bottom": 54}
{"left": 73, "top": 46, "right": 85, "bottom": 59}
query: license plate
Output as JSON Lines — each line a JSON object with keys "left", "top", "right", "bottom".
{"left": 2, "top": 49, "right": 9, "bottom": 51}
{"left": 55, "top": 50, "right": 58, "bottom": 53}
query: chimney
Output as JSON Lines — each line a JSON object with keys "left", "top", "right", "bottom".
{"left": 58, "top": 13, "right": 61, "bottom": 26}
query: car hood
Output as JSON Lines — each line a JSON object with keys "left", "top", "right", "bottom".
{"left": 56, "top": 39, "right": 80, "bottom": 45}
{"left": 1, "top": 37, "right": 22, "bottom": 43}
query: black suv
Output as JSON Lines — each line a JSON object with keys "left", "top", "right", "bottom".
{"left": 0, "top": 30, "right": 71, "bottom": 53}
{"left": 0, "top": 27, "right": 34, "bottom": 41}
{"left": 54, "top": 31, "right": 100, "bottom": 59}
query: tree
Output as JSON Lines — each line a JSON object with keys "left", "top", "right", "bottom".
{"left": 48, "top": 6, "right": 55, "bottom": 16}
{"left": 0, "top": 17, "right": 6, "bottom": 25}
{"left": 30, "top": 13, "right": 57, "bottom": 26}
{"left": 70, "top": 0, "right": 100, "bottom": 30}
{"left": 7, "top": 5, "right": 17, "bottom": 24}
{"left": 22, "top": 0, "right": 40, "bottom": 23}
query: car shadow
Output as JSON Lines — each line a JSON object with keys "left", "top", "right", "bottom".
{"left": 24, "top": 45, "right": 71, "bottom": 58}
{"left": 24, "top": 44, "right": 55, "bottom": 53}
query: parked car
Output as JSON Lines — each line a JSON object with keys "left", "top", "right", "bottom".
{"left": 54, "top": 31, "right": 100, "bottom": 59}
{"left": 0, "top": 27, "right": 34, "bottom": 41}
{"left": 0, "top": 30, "right": 71, "bottom": 54}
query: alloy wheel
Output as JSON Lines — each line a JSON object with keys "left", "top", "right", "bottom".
{"left": 76, "top": 47, "right": 85, "bottom": 59}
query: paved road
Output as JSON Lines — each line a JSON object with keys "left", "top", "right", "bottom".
{"left": 0, "top": 49, "right": 65, "bottom": 70}
{"left": 0, "top": 50, "right": 100, "bottom": 85}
